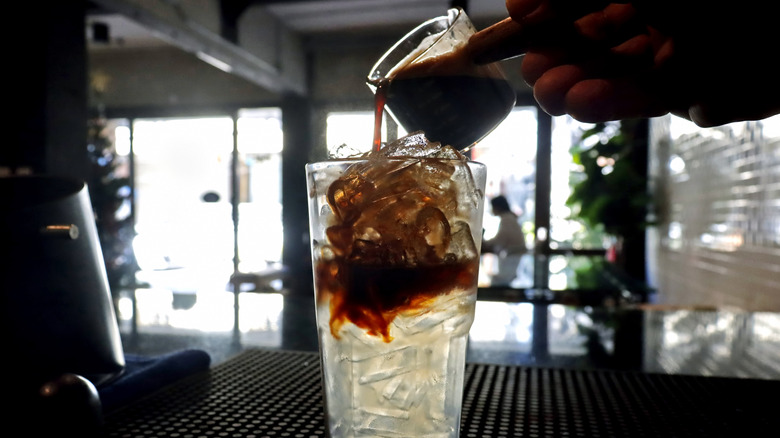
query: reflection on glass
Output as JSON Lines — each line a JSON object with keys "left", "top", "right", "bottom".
{"left": 548, "top": 255, "right": 610, "bottom": 291}
{"left": 668, "top": 154, "right": 686, "bottom": 177}
{"left": 548, "top": 305, "right": 590, "bottom": 356}
{"left": 470, "top": 302, "right": 533, "bottom": 352}
{"left": 470, "top": 303, "right": 619, "bottom": 366}
{"left": 644, "top": 310, "right": 780, "bottom": 379}
{"left": 654, "top": 113, "right": 780, "bottom": 308}
{"left": 116, "top": 289, "right": 284, "bottom": 346}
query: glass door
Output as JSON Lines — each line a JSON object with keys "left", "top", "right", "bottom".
{"left": 549, "top": 117, "right": 615, "bottom": 290}
{"left": 130, "top": 110, "right": 285, "bottom": 295}
{"left": 131, "top": 117, "right": 236, "bottom": 293}
{"left": 471, "top": 107, "right": 538, "bottom": 288}
{"left": 235, "top": 108, "right": 284, "bottom": 274}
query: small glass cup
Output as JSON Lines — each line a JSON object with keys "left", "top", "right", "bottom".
{"left": 307, "top": 157, "right": 487, "bottom": 438}
{"left": 367, "top": 7, "right": 516, "bottom": 150}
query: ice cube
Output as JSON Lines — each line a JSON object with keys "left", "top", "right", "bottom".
{"left": 357, "top": 406, "right": 411, "bottom": 422}
{"left": 358, "top": 365, "right": 413, "bottom": 385}
{"left": 329, "top": 142, "right": 363, "bottom": 158}
{"left": 381, "top": 375, "right": 427, "bottom": 410}
{"left": 342, "top": 327, "right": 412, "bottom": 362}
{"left": 379, "top": 131, "right": 467, "bottom": 161}
{"left": 327, "top": 173, "right": 376, "bottom": 224}
{"left": 395, "top": 299, "right": 459, "bottom": 335}
{"left": 451, "top": 161, "right": 483, "bottom": 213}
{"left": 354, "top": 410, "right": 452, "bottom": 438}
{"left": 428, "top": 144, "right": 463, "bottom": 160}
{"left": 356, "top": 345, "right": 417, "bottom": 384}
{"left": 446, "top": 221, "right": 477, "bottom": 261}
{"left": 355, "top": 408, "right": 411, "bottom": 438}
{"left": 414, "top": 206, "right": 451, "bottom": 262}
{"left": 315, "top": 242, "right": 336, "bottom": 261}
{"left": 380, "top": 131, "right": 438, "bottom": 158}
{"left": 419, "top": 159, "right": 456, "bottom": 185}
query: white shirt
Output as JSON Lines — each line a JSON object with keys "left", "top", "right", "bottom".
{"left": 483, "top": 212, "right": 527, "bottom": 255}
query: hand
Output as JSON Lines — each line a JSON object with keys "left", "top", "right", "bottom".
{"left": 472, "top": 0, "right": 780, "bottom": 127}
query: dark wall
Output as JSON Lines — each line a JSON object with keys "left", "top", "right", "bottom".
{"left": 5, "top": 1, "right": 88, "bottom": 181}
{"left": 89, "top": 47, "right": 279, "bottom": 113}
{"left": 281, "top": 94, "right": 315, "bottom": 295}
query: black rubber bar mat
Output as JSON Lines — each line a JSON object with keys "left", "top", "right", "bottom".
{"left": 103, "top": 348, "right": 779, "bottom": 437}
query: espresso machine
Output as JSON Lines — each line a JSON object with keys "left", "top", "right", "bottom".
{"left": 1, "top": 175, "right": 125, "bottom": 435}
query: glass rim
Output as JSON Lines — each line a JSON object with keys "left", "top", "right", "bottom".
{"left": 306, "top": 157, "right": 486, "bottom": 169}
{"left": 366, "top": 7, "right": 464, "bottom": 84}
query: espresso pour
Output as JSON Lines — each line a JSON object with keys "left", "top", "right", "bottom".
{"left": 368, "top": 7, "right": 516, "bottom": 152}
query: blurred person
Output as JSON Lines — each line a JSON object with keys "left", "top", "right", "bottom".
{"left": 470, "top": 0, "right": 780, "bottom": 127}
{"left": 482, "top": 195, "right": 528, "bottom": 286}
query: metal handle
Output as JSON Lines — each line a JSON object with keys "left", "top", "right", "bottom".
{"left": 40, "top": 224, "right": 80, "bottom": 240}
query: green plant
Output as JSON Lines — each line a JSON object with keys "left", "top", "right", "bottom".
{"left": 87, "top": 117, "right": 139, "bottom": 293}
{"left": 566, "top": 119, "right": 653, "bottom": 241}
{"left": 566, "top": 119, "right": 654, "bottom": 286}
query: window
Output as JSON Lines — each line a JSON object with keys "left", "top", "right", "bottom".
{"left": 546, "top": 117, "right": 614, "bottom": 290}
{"left": 236, "top": 108, "right": 284, "bottom": 272}
{"left": 326, "top": 111, "right": 403, "bottom": 156}
{"left": 125, "top": 109, "right": 284, "bottom": 293}
{"left": 549, "top": 116, "right": 619, "bottom": 251}
{"left": 471, "top": 107, "right": 538, "bottom": 288}
{"left": 132, "top": 117, "right": 236, "bottom": 282}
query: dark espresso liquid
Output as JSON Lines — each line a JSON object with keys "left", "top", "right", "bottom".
{"left": 384, "top": 75, "right": 516, "bottom": 149}
{"left": 371, "top": 43, "right": 516, "bottom": 150}
{"left": 315, "top": 259, "right": 478, "bottom": 342}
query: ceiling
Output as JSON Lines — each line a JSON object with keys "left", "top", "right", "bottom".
{"left": 84, "top": 0, "right": 512, "bottom": 95}
{"left": 86, "top": 0, "right": 510, "bottom": 49}
{"left": 265, "top": 0, "right": 509, "bottom": 33}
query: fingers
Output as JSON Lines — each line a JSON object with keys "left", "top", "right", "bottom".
{"left": 532, "top": 68, "right": 672, "bottom": 122}
{"left": 520, "top": 49, "right": 567, "bottom": 85}
{"left": 469, "top": 2, "right": 577, "bottom": 64}
{"left": 688, "top": 89, "right": 780, "bottom": 128}
{"left": 565, "top": 78, "right": 669, "bottom": 122}
{"left": 574, "top": 3, "right": 644, "bottom": 46}
{"left": 504, "top": 1, "right": 701, "bottom": 124}
{"left": 505, "top": 0, "right": 545, "bottom": 21}
{"left": 522, "top": 32, "right": 654, "bottom": 87}
{"left": 609, "top": 34, "right": 653, "bottom": 65}
{"left": 502, "top": 1, "right": 653, "bottom": 75}
{"left": 506, "top": 0, "right": 618, "bottom": 23}
{"left": 472, "top": 0, "right": 633, "bottom": 64}
{"left": 517, "top": 3, "right": 659, "bottom": 120}
{"left": 531, "top": 64, "right": 587, "bottom": 115}
{"left": 468, "top": 18, "right": 528, "bottom": 64}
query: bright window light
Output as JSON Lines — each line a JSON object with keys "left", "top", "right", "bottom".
{"left": 238, "top": 108, "right": 283, "bottom": 154}
{"left": 326, "top": 112, "right": 375, "bottom": 155}
{"left": 114, "top": 125, "right": 131, "bottom": 156}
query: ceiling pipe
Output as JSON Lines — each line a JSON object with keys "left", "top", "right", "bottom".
{"left": 89, "top": 0, "right": 306, "bottom": 95}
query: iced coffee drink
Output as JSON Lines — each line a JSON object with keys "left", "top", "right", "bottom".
{"left": 306, "top": 132, "right": 486, "bottom": 438}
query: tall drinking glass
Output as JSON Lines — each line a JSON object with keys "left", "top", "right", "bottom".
{"left": 367, "top": 7, "right": 516, "bottom": 150}
{"left": 307, "top": 152, "right": 487, "bottom": 438}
